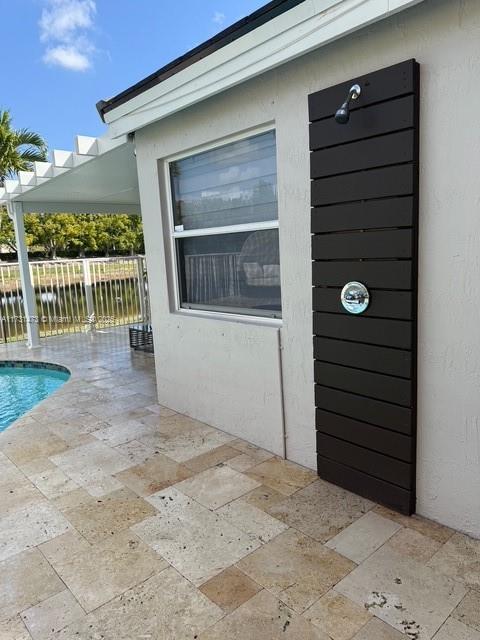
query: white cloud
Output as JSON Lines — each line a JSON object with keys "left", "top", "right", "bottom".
{"left": 39, "top": 0, "right": 96, "bottom": 71}
{"left": 212, "top": 11, "right": 226, "bottom": 26}
{"left": 43, "top": 45, "right": 91, "bottom": 71}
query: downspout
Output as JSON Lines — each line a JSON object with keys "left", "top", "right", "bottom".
{"left": 277, "top": 327, "right": 287, "bottom": 459}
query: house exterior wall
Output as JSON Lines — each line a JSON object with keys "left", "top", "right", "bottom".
{"left": 135, "top": 0, "right": 480, "bottom": 537}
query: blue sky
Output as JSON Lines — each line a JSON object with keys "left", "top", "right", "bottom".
{"left": 2, "top": 0, "right": 266, "bottom": 154}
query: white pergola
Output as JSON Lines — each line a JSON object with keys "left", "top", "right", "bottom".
{"left": 0, "top": 134, "right": 140, "bottom": 348}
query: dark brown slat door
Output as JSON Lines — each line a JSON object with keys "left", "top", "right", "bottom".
{"left": 309, "top": 59, "right": 419, "bottom": 514}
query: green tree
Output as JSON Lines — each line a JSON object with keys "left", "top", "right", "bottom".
{"left": 0, "top": 110, "right": 47, "bottom": 186}
{"left": 94, "top": 214, "right": 142, "bottom": 257}
{"left": 68, "top": 214, "right": 98, "bottom": 257}
{"left": 0, "top": 207, "right": 16, "bottom": 252}
{"left": 25, "top": 213, "right": 77, "bottom": 259}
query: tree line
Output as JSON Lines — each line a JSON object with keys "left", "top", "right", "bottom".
{"left": 0, "top": 209, "right": 144, "bottom": 259}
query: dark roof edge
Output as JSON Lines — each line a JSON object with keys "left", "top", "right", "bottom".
{"left": 96, "top": 0, "right": 307, "bottom": 122}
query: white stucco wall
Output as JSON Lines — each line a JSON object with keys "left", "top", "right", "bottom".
{"left": 135, "top": 0, "right": 480, "bottom": 537}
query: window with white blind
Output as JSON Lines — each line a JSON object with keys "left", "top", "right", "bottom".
{"left": 168, "top": 130, "right": 281, "bottom": 319}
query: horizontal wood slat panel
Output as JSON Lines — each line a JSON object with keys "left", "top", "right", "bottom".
{"left": 312, "top": 228, "right": 413, "bottom": 260}
{"left": 313, "top": 260, "right": 412, "bottom": 290}
{"left": 316, "top": 409, "right": 413, "bottom": 462}
{"left": 314, "top": 337, "right": 412, "bottom": 378}
{"left": 315, "top": 385, "right": 412, "bottom": 434}
{"left": 312, "top": 165, "right": 414, "bottom": 206}
{"left": 317, "top": 455, "right": 414, "bottom": 514}
{"left": 310, "top": 95, "right": 414, "bottom": 150}
{"left": 313, "top": 312, "right": 412, "bottom": 349}
{"left": 311, "top": 130, "right": 414, "bottom": 178}
{"left": 313, "top": 288, "right": 413, "bottom": 320}
{"left": 317, "top": 433, "right": 412, "bottom": 488}
{"left": 308, "top": 60, "right": 416, "bottom": 122}
{"left": 314, "top": 361, "right": 412, "bottom": 406}
{"left": 311, "top": 197, "right": 414, "bottom": 233}
{"left": 310, "top": 59, "right": 419, "bottom": 515}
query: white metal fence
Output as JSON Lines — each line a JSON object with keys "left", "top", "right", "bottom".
{"left": 0, "top": 256, "right": 147, "bottom": 343}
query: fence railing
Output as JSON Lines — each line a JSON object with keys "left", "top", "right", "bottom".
{"left": 0, "top": 256, "right": 147, "bottom": 343}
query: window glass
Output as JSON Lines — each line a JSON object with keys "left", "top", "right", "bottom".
{"left": 170, "top": 131, "right": 277, "bottom": 231}
{"left": 177, "top": 229, "right": 281, "bottom": 317}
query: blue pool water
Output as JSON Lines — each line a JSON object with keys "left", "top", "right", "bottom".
{"left": 0, "top": 362, "right": 70, "bottom": 432}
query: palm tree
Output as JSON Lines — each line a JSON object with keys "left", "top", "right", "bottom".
{"left": 0, "top": 109, "right": 47, "bottom": 186}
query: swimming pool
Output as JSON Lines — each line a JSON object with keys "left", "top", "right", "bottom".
{"left": 0, "top": 361, "right": 70, "bottom": 432}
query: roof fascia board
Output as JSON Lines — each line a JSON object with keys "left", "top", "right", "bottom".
{"left": 105, "top": 0, "right": 424, "bottom": 138}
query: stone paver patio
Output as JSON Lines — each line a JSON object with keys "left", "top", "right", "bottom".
{"left": 0, "top": 328, "right": 479, "bottom": 639}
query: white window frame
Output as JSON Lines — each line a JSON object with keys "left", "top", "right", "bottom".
{"left": 163, "top": 126, "right": 282, "bottom": 326}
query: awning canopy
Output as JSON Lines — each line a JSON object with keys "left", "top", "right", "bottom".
{"left": 0, "top": 135, "right": 140, "bottom": 215}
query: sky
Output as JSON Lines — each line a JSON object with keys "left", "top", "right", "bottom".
{"left": 2, "top": 0, "right": 267, "bottom": 154}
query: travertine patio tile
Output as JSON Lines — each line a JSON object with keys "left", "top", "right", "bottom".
{"left": 217, "top": 498, "right": 288, "bottom": 543}
{"left": 452, "top": 590, "right": 480, "bottom": 631}
{"left": 88, "top": 392, "right": 154, "bottom": 419}
{"left": 144, "top": 403, "right": 177, "bottom": 417}
{"left": 352, "top": 618, "right": 404, "bottom": 639}
{"left": 0, "top": 616, "right": 31, "bottom": 640}
{"left": 40, "top": 530, "right": 91, "bottom": 567}
{"left": 0, "top": 479, "right": 45, "bottom": 516}
{"left": 115, "top": 452, "right": 192, "bottom": 496}
{"left": 326, "top": 511, "right": 401, "bottom": 563}
{"left": 335, "top": 545, "right": 467, "bottom": 639}
{"left": 92, "top": 419, "right": 154, "bottom": 447}
{"left": 139, "top": 422, "right": 235, "bottom": 462}
{"left": 174, "top": 464, "right": 260, "bottom": 509}
{"left": 49, "top": 440, "right": 134, "bottom": 496}
{"left": 237, "top": 528, "right": 354, "bottom": 613}
{"left": 47, "top": 418, "right": 101, "bottom": 447}
{"left": 0, "top": 549, "right": 64, "bottom": 619}
{"left": 428, "top": 532, "right": 480, "bottom": 591}
{"left": 41, "top": 529, "right": 167, "bottom": 612}
{"left": 114, "top": 438, "right": 156, "bottom": 465}
{"left": 304, "top": 590, "right": 372, "bottom": 640}
{"left": 0, "top": 428, "right": 69, "bottom": 465}
{"left": 18, "top": 457, "right": 56, "bottom": 477}
{"left": 244, "top": 484, "right": 286, "bottom": 512}
{"left": 133, "top": 487, "right": 260, "bottom": 586}
{"left": 54, "top": 568, "right": 223, "bottom": 640}
{"left": 21, "top": 590, "right": 85, "bottom": 640}
{"left": 30, "top": 467, "right": 79, "bottom": 499}
{"left": 0, "top": 501, "right": 71, "bottom": 561}
{"left": 0, "top": 452, "right": 26, "bottom": 485}
{"left": 85, "top": 475, "right": 124, "bottom": 497}
{"left": 230, "top": 439, "right": 274, "bottom": 464}
{"left": 199, "top": 566, "right": 262, "bottom": 613}
{"left": 199, "top": 589, "right": 329, "bottom": 639}
{"left": 1, "top": 330, "right": 474, "bottom": 640}
{"left": 63, "top": 487, "right": 156, "bottom": 543}
{"left": 374, "top": 505, "right": 454, "bottom": 544}
{"left": 226, "top": 453, "right": 259, "bottom": 472}
{"left": 268, "top": 479, "right": 373, "bottom": 542}
{"left": 246, "top": 457, "right": 317, "bottom": 496}
{"left": 52, "top": 488, "right": 97, "bottom": 512}
{"left": 183, "top": 444, "right": 239, "bottom": 473}
{"left": 433, "top": 617, "right": 480, "bottom": 640}
{"left": 387, "top": 527, "right": 442, "bottom": 563}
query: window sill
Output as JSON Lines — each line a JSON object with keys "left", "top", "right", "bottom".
{"left": 172, "top": 307, "right": 283, "bottom": 328}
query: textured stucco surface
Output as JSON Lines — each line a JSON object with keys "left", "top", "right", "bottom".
{"left": 136, "top": 0, "right": 480, "bottom": 537}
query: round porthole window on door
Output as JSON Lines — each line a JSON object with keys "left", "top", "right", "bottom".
{"left": 340, "top": 281, "right": 370, "bottom": 315}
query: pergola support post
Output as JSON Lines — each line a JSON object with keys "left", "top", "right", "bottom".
{"left": 9, "top": 202, "right": 41, "bottom": 348}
